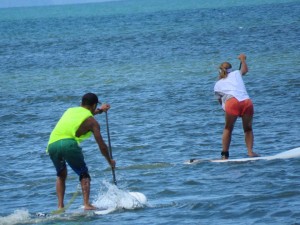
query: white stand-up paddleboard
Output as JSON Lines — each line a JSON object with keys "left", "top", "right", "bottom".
{"left": 185, "top": 147, "right": 300, "bottom": 164}
{"left": 93, "top": 207, "right": 116, "bottom": 215}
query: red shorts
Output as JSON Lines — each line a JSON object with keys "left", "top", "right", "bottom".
{"left": 225, "top": 98, "right": 254, "bottom": 117}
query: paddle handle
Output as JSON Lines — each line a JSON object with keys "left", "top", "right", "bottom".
{"left": 105, "top": 112, "right": 117, "bottom": 185}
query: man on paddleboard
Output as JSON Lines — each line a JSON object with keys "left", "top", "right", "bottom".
{"left": 47, "top": 93, "right": 115, "bottom": 210}
{"left": 214, "top": 54, "right": 259, "bottom": 159}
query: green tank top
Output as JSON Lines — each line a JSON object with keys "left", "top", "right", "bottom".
{"left": 47, "top": 107, "right": 93, "bottom": 149}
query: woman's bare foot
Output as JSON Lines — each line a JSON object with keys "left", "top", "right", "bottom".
{"left": 84, "top": 204, "right": 97, "bottom": 210}
{"left": 248, "top": 151, "right": 259, "bottom": 157}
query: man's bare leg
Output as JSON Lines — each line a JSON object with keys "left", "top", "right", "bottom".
{"left": 81, "top": 177, "right": 97, "bottom": 210}
{"left": 56, "top": 168, "right": 67, "bottom": 210}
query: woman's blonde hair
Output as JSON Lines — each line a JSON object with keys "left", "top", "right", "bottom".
{"left": 218, "top": 62, "right": 232, "bottom": 79}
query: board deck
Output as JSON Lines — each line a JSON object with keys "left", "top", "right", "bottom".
{"left": 93, "top": 208, "right": 116, "bottom": 215}
{"left": 35, "top": 207, "right": 112, "bottom": 217}
{"left": 185, "top": 147, "right": 300, "bottom": 164}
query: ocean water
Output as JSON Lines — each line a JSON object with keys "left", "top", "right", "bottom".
{"left": 0, "top": 0, "right": 300, "bottom": 224}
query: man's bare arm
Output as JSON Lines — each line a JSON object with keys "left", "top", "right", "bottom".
{"left": 76, "top": 117, "right": 115, "bottom": 168}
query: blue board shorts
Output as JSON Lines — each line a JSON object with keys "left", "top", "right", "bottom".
{"left": 48, "top": 139, "right": 89, "bottom": 179}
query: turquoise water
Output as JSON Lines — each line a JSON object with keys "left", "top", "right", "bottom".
{"left": 0, "top": 0, "right": 300, "bottom": 224}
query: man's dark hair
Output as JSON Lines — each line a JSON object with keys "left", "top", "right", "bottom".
{"left": 81, "top": 93, "right": 99, "bottom": 106}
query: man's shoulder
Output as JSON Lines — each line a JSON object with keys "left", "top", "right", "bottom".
{"left": 83, "top": 116, "right": 98, "bottom": 126}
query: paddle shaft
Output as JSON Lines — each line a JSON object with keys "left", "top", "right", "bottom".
{"left": 105, "top": 112, "right": 117, "bottom": 185}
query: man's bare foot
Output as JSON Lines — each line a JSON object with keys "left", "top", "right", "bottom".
{"left": 248, "top": 152, "right": 259, "bottom": 157}
{"left": 84, "top": 204, "right": 97, "bottom": 210}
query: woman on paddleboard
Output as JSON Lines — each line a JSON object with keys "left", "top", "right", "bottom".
{"left": 214, "top": 54, "right": 259, "bottom": 159}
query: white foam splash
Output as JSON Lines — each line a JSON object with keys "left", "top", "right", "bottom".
{"left": 93, "top": 181, "right": 147, "bottom": 211}
{"left": 0, "top": 209, "right": 30, "bottom": 225}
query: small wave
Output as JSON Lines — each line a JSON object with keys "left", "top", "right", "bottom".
{"left": 0, "top": 209, "right": 30, "bottom": 225}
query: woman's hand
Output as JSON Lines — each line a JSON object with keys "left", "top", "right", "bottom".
{"left": 238, "top": 53, "right": 247, "bottom": 61}
{"left": 238, "top": 54, "right": 248, "bottom": 75}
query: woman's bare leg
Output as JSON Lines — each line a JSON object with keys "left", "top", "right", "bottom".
{"left": 222, "top": 113, "right": 238, "bottom": 158}
{"left": 242, "top": 115, "right": 259, "bottom": 157}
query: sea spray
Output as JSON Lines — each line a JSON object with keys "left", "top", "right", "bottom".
{"left": 93, "top": 181, "right": 147, "bottom": 211}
